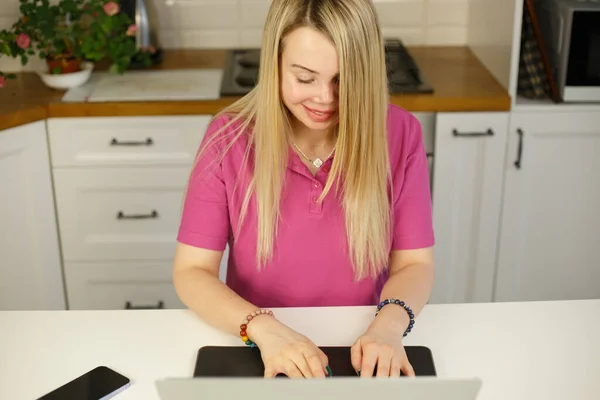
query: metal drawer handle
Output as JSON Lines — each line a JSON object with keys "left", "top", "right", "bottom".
{"left": 452, "top": 128, "right": 494, "bottom": 137}
{"left": 125, "top": 300, "right": 165, "bottom": 310}
{"left": 110, "top": 137, "right": 154, "bottom": 146}
{"left": 514, "top": 128, "right": 524, "bottom": 169}
{"left": 117, "top": 210, "right": 159, "bottom": 220}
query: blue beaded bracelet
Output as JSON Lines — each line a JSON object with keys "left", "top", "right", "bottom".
{"left": 375, "top": 298, "right": 415, "bottom": 337}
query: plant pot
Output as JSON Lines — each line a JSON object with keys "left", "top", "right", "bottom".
{"left": 45, "top": 56, "right": 81, "bottom": 74}
{"left": 37, "top": 61, "right": 94, "bottom": 90}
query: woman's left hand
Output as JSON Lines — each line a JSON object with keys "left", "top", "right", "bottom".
{"left": 350, "top": 324, "right": 415, "bottom": 378}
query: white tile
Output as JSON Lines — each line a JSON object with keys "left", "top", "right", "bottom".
{"left": 0, "top": 17, "right": 16, "bottom": 30}
{"left": 0, "top": 0, "right": 19, "bottom": 15}
{"left": 374, "top": 0, "right": 425, "bottom": 27}
{"left": 425, "top": 26, "right": 467, "bottom": 45}
{"left": 426, "top": 0, "right": 468, "bottom": 3}
{"left": 177, "top": 1, "right": 239, "bottom": 29}
{"left": 149, "top": 0, "right": 178, "bottom": 29}
{"left": 157, "top": 30, "right": 182, "bottom": 49}
{"left": 0, "top": 57, "right": 22, "bottom": 73}
{"left": 427, "top": 0, "right": 469, "bottom": 26}
{"left": 240, "top": 0, "right": 271, "bottom": 28}
{"left": 239, "top": 28, "right": 263, "bottom": 48}
{"left": 178, "top": 29, "right": 240, "bottom": 48}
{"left": 381, "top": 27, "right": 425, "bottom": 45}
{"left": 0, "top": 56, "right": 44, "bottom": 72}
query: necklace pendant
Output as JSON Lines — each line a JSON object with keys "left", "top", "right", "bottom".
{"left": 312, "top": 158, "right": 323, "bottom": 168}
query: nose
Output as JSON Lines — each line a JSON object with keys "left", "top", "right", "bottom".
{"left": 314, "top": 82, "right": 337, "bottom": 104}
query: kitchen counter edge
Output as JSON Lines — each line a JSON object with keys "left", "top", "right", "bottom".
{"left": 0, "top": 47, "right": 511, "bottom": 131}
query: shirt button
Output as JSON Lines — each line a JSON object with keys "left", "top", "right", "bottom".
{"left": 312, "top": 196, "right": 318, "bottom": 203}
{"left": 313, "top": 182, "right": 319, "bottom": 188}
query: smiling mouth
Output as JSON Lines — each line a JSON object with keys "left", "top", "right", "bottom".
{"left": 303, "top": 105, "right": 336, "bottom": 116}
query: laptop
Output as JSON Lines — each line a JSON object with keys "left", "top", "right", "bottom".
{"left": 155, "top": 376, "right": 483, "bottom": 400}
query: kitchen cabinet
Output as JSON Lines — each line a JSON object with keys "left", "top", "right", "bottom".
{"left": 52, "top": 166, "right": 191, "bottom": 262}
{"left": 0, "top": 121, "right": 65, "bottom": 310}
{"left": 47, "top": 115, "right": 229, "bottom": 310}
{"left": 494, "top": 111, "right": 600, "bottom": 302}
{"left": 64, "top": 260, "right": 186, "bottom": 310}
{"left": 430, "top": 112, "right": 509, "bottom": 304}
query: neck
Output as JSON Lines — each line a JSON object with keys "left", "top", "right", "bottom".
{"left": 291, "top": 120, "right": 336, "bottom": 152}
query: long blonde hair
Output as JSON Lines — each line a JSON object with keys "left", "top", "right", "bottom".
{"left": 192, "top": 0, "right": 391, "bottom": 281}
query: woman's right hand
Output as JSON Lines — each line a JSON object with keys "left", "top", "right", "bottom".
{"left": 247, "top": 315, "right": 329, "bottom": 378}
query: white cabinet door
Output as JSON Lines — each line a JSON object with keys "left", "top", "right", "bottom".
{"left": 0, "top": 122, "right": 65, "bottom": 310}
{"left": 47, "top": 115, "right": 210, "bottom": 167}
{"left": 52, "top": 167, "right": 191, "bottom": 261}
{"left": 495, "top": 112, "right": 600, "bottom": 302}
{"left": 430, "top": 112, "right": 509, "bottom": 304}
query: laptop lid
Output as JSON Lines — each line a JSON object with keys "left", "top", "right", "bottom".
{"left": 155, "top": 376, "right": 482, "bottom": 400}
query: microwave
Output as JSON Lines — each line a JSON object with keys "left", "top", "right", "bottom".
{"left": 536, "top": 0, "right": 600, "bottom": 102}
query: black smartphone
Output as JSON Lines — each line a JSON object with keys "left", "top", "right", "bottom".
{"left": 37, "top": 366, "right": 130, "bottom": 400}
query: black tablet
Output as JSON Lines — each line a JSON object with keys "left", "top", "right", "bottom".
{"left": 194, "top": 345, "right": 436, "bottom": 377}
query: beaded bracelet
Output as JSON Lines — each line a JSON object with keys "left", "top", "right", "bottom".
{"left": 375, "top": 298, "right": 415, "bottom": 337}
{"left": 240, "top": 308, "right": 274, "bottom": 347}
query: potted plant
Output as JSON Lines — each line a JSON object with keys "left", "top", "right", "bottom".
{"left": 0, "top": 0, "right": 154, "bottom": 89}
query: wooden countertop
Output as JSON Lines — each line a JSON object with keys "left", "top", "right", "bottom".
{"left": 0, "top": 47, "right": 511, "bottom": 131}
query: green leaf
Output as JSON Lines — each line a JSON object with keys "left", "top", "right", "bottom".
{"left": 6, "top": 73, "right": 17, "bottom": 79}
{"left": 52, "top": 66, "right": 62, "bottom": 74}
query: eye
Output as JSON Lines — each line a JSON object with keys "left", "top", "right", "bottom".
{"left": 297, "top": 78, "right": 314, "bottom": 84}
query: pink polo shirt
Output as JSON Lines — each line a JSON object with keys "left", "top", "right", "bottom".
{"left": 177, "top": 104, "right": 434, "bottom": 308}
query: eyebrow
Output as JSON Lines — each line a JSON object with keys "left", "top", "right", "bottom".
{"left": 291, "top": 64, "right": 319, "bottom": 74}
{"left": 291, "top": 64, "right": 340, "bottom": 80}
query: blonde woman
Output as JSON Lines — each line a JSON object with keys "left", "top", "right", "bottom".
{"left": 173, "top": 0, "right": 435, "bottom": 380}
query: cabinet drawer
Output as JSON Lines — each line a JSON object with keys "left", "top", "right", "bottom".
{"left": 64, "top": 261, "right": 185, "bottom": 310}
{"left": 53, "top": 167, "right": 190, "bottom": 261}
{"left": 47, "top": 115, "right": 211, "bottom": 167}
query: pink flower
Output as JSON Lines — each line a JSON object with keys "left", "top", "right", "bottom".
{"left": 126, "top": 24, "right": 137, "bottom": 36}
{"left": 0, "top": 76, "right": 6, "bottom": 89}
{"left": 16, "top": 33, "right": 30, "bottom": 49}
{"left": 103, "top": 1, "right": 120, "bottom": 16}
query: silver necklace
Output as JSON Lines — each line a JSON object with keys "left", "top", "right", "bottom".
{"left": 290, "top": 139, "right": 336, "bottom": 168}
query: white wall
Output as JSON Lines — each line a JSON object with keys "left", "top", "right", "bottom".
{"left": 467, "top": 0, "right": 521, "bottom": 93}
{"left": 1, "top": 0, "right": 471, "bottom": 72}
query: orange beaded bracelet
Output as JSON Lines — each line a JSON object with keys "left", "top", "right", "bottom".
{"left": 240, "top": 308, "right": 274, "bottom": 347}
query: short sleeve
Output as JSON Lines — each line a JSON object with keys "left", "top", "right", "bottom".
{"left": 391, "top": 113, "right": 435, "bottom": 250}
{"left": 176, "top": 116, "right": 230, "bottom": 251}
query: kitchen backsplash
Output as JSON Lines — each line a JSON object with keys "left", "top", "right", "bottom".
{"left": 0, "top": 0, "right": 469, "bottom": 72}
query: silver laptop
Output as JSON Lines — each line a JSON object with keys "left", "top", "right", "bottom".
{"left": 155, "top": 376, "right": 482, "bottom": 400}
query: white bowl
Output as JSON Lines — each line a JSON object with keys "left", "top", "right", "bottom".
{"left": 37, "top": 61, "right": 94, "bottom": 90}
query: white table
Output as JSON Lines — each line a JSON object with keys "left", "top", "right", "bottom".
{"left": 1, "top": 299, "right": 598, "bottom": 400}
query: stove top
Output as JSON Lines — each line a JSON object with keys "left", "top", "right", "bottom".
{"left": 219, "top": 38, "right": 433, "bottom": 97}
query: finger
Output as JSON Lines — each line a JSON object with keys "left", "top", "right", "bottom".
{"left": 359, "top": 344, "right": 379, "bottom": 378}
{"left": 390, "top": 356, "right": 402, "bottom": 377}
{"left": 264, "top": 364, "right": 278, "bottom": 378}
{"left": 401, "top": 359, "right": 416, "bottom": 377}
{"left": 283, "top": 360, "right": 305, "bottom": 378}
{"left": 304, "top": 350, "right": 327, "bottom": 378}
{"left": 375, "top": 353, "right": 392, "bottom": 378}
{"left": 318, "top": 349, "right": 329, "bottom": 370}
{"left": 289, "top": 351, "right": 314, "bottom": 378}
{"left": 350, "top": 340, "right": 362, "bottom": 374}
